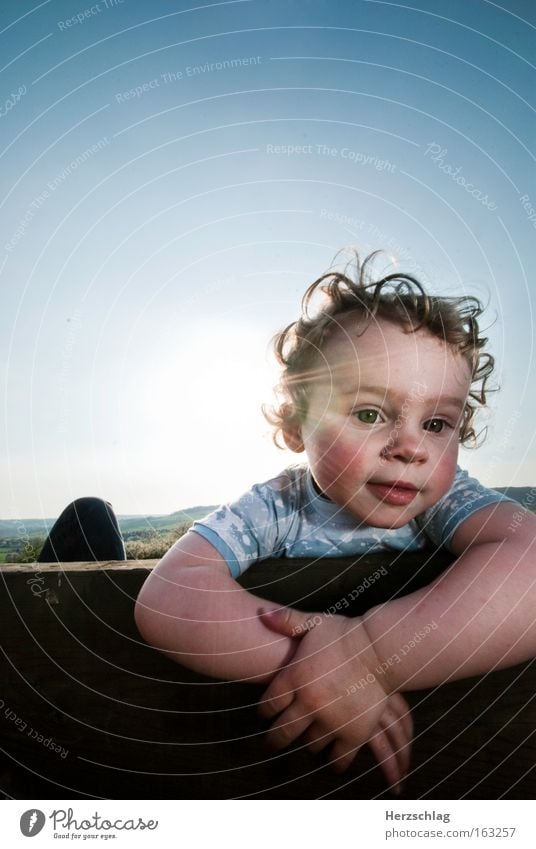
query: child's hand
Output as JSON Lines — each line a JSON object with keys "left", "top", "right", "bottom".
{"left": 258, "top": 607, "right": 392, "bottom": 774}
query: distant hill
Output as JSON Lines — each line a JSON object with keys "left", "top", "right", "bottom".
{"left": 0, "top": 517, "right": 53, "bottom": 537}
{"left": 0, "top": 505, "right": 218, "bottom": 539}
{"left": 117, "top": 506, "right": 218, "bottom": 534}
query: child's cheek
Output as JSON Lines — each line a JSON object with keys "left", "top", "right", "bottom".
{"left": 313, "top": 429, "right": 368, "bottom": 480}
{"left": 332, "top": 440, "right": 367, "bottom": 469}
{"left": 432, "top": 447, "right": 458, "bottom": 495}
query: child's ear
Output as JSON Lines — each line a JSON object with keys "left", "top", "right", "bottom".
{"left": 283, "top": 421, "right": 305, "bottom": 453}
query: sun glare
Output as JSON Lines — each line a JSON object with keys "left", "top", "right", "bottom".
{"left": 120, "top": 320, "right": 284, "bottom": 507}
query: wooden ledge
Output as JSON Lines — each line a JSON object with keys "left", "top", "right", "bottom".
{"left": 1, "top": 552, "right": 534, "bottom": 800}
{"left": 0, "top": 560, "right": 159, "bottom": 572}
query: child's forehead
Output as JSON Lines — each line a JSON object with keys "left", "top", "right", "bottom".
{"left": 316, "top": 315, "right": 471, "bottom": 389}
{"left": 322, "top": 315, "right": 450, "bottom": 360}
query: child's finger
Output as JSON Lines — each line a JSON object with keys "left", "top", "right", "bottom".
{"left": 380, "top": 707, "right": 411, "bottom": 753}
{"left": 367, "top": 732, "right": 402, "bottom": 792}
{"left": 379, "top": 700, "right": 413, "bottom": 778}
{"left": 265, "top": 706, "right": 312, "bottom": 751}
{"left": 301, "top": 721, "right": 333, "bottom": 754}
{"left": 387, "top": 692, "right": 414, "bottom": 740}
{"left": 259, "top": 606, "right": 317, "bottom": 639}
{"left": 379, "top": 716, "right": 412, "bottom": 784}
{"left": 401, "top": 705, "right": 414, "bottom": 743}
{"left": 258, "top": 677, "right": 295, "bottom": 719}
{"left": 380, "top": 697, "right": 413, "bottom": 771}
{"left": 328, "top": 739, "right": 361, "bottom": 774}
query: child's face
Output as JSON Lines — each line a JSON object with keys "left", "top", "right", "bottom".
{"left": 288, "top": 317, "right": 472, "bottom": 528}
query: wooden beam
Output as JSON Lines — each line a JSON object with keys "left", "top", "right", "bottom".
{"left": 1, "top": 554, "right": 534, "bottom": 799}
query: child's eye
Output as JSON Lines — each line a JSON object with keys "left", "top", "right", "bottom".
{"left": 354, "top": 409, "right": 382, "bottom": 424}
{"left": 424, "top": 418, "right": 450, "bottom": 433}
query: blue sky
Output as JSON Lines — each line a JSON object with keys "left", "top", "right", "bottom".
{"left": 1, "top": 0, "right": 535, "bottom": 518}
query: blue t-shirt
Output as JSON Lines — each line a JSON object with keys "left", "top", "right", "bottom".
{"left": 192, "top": 464, "right": 514, "bottom": 578}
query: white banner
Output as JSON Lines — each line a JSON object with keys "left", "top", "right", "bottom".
{"left": 1, "top": 799, "right": 533, "bottom": 848}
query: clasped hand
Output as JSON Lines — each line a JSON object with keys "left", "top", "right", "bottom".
{"left": 258, "top": 607, "right": 412, "bottom": 791}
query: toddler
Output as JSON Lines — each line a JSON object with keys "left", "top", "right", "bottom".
{"left": 135, "top": 251, "right": 536, "bottom": 793}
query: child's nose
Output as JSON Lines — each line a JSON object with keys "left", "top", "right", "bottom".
{"left": 381, "top": 424, "right": 429, "bottom": 464}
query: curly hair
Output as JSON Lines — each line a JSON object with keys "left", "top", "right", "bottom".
{"left": 264, "top": 250, "right": 495, "bottom": 449}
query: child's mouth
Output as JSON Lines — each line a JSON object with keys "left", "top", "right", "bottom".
{"left": 367, "top": 481, "right": 419, "bottom": 506}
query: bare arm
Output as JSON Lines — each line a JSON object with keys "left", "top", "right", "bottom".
{"left": 134, "top": 531, "right": 296, "bottom": 683}
{"left": 136, "top": 530, "right": 415, "bottom": 785}
{"left": 258, "top": 502, "right": 536, "bottom": 768}
{"left": 362, "top": 501, "right": 536, "bottom": 691}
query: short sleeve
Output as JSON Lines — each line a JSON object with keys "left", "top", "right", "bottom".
{"left": 415, "top": 466, "right": 517, "bottom": 551}
{"left": 191, "top": 478, "right": 295, "bottom": 578}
